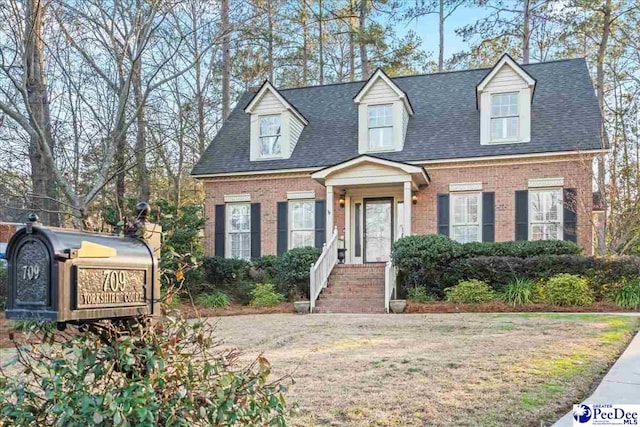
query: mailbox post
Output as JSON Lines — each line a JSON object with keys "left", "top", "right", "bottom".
{"left": 4, "top": 203, "right": 161, "bottom": 326}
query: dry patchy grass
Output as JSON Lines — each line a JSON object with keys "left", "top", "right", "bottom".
{"left": 209, "top": 313, "right": 638, "bottom": 426}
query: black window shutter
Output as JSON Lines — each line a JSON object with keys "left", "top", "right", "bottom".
{"left": 515, "top": 190, "right": 529, "bottom": 241}
{"left": 277, "top": 201, "right": 288, "bottom": 256}
{"left": 482, "top": 192, "right": 495, "bottom": 242}
{"left": 314, "top": 200, "right": 326, "bottom": 249}
{"left": 250, "top": 203, "right": 261, "bottom": 258}
{"left": 437, "top": 194, "right": 450, "bottom": 236}
{"left": 563, "top": 188, "right": 578, "bottom": 242}
{"left": 214, "top": 204, "right": 225, "bottom": 257}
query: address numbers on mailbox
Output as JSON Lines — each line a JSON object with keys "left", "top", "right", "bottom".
{"left": 76, "top": 268, "right": 146, "bottom": 309}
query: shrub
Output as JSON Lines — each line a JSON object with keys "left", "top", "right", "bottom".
{"left": 0, "top": 262, "right": 6, "bottom": 310}
{"left": 251, "top": 255, "right": 280, "bottom": 283}
{"left": 539, "top": 274, "right": 594, "bottom": 306}
{"left": 406, "top": 287, "right": 436, "bottom": 303}
{"left": 197, "top": 291, "right": 230, "bottom": 308}
{"left": 250, "top": 284, "right": 285, "bottom": 307}
{"left": 276, "top": 247, "right": 321, "bottom": 299}
{"left": 444, "top": 279, "right": 496, "bottom": 304}
{"left": 614, "top": 278, "right": 640, "bottom": 309}
{"left": 503, "top": 277, "right": 536, "bottom": 306}
{"left": 0, "top": 317, "right": 289, "bottom": 425}
{"left": 202, "top": 256, "right": 252, "bottom": 286}
{"left": 461, "top": 240, "right": 581, "bottom": 258}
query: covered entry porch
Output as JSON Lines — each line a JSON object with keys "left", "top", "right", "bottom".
{"left": 311, "top": 155, "right": 430, "bottom": 264}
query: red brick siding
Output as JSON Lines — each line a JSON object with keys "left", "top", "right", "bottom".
{"left": 203, "top": 156, "right": 594, "bottom": 256}
{"left": 0, "top": 223, "right": 17, "bottom": 243}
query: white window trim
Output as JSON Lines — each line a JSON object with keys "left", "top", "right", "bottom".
{"left": 258, "top": 114, "right": 283, "bottom": 159}
{"left": 367, "top": 103, "right": 394, "bottom": 151}
{"left": 449, "top": 192, "right": 483, "bottom": 243}
{"left": 226, "top": 202, "right": 251, "bottom": 260}
{"left": 528, "top": 177, "right": 564, "bottom": 188}
{"left": 490, "top": 92, "right": 520, "bottom": 143}
{"left": 528, "top": 188, "right": 563, "bottom": 241}
{"left": 288, "top": 199, "right": 315, "bottom": 249}
{"left": 287, "top": 190, "right": 316, "bottom": 200}
{"left": 224, "top": 194, "right": 251, "bottom": 203}
{"left": 449, "top": 182, "right": 483, "bottom": 192}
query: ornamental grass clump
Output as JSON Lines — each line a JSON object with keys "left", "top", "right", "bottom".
{"left": 503, "top": 277, "right": 536, "bottom": 306}
{"left": 0, "top": 317, "right": 290, "bottom": 426}
{"left": 614, "top": 278, "right": 640, "bottom": 310}
{"left": 444, "top": 279, "right": 496, "bottom": 304}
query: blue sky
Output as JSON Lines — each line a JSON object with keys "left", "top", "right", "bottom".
{"left": 395, "top": 5, "right": 488, "bottom": 61}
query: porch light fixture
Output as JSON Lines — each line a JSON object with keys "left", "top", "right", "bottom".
{"left": 412, "top": 194, "right": 418, "bottom": 205}
{"left": 339, "top": 191, "right": 346, "bottom": 208}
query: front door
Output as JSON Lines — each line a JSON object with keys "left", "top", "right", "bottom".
{"left": 363, "top": 198, "right": 394, "bottom": 263}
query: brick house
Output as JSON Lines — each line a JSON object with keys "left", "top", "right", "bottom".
{"left": 192, "top": 55, "right": 602, "bottom": 312}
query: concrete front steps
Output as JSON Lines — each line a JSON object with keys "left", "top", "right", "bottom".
{"left": 314, "top": 264, "right": 386, "bottom": 314}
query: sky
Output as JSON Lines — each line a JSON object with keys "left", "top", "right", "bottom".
{"left": 395, "top": 5, "right": 490, "bottom": 62}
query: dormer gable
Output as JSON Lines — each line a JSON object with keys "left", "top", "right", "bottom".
{"left": 354, "top": 69, "right": 413, "bottom": 154}
{"left": 477, "top": 54, "right": 536, "bottom": 145}
{"left": 244, "top": 81, "right": 308, "bottom": 161}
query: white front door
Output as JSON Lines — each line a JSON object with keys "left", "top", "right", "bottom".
{"left": 363, "top": 198, "right": 393, "bottom": 263}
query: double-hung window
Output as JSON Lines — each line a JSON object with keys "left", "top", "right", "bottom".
{"left": 289, "top": 200, "right": 315, "bottom": 249}
{"left": 529, "top": 189, "right": 562, "bottom": 240}
{"left": 490, "top": 93, "right": 518, "bottom": 141}
{"left": 368, "top": 104, "right": 393, "bottom": 150}
{"left": 450, "top": 193, "right": 481, "bottom": 243}
{"left": 227, "top": 203, "right": 251, "bottom": 260}
{"left": 259, "top": 114, "right": 282, "bottom": 157}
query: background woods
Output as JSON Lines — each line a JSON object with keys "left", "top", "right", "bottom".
{"left": 0, "top": 0, "right": 638, "bottom": 254}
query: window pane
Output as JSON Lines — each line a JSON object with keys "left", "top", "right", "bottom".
{"left": 260, "top": 135, "right": 281, "bottom": 156}
{"left": 291, "top": 201, "right": 315, "bottom": 230}
{"left": 291, "top": 230, "right": 315, "bottom": 249}
{"left": 229, "top": 204, "right": 250, "bottom": 232}
{"left": 230, "top": 232, "right": 251, "bottom": 260}
{"left": 491, "top": 93, "right": 518, "bottom": 117}
{"left": 532, "top": 223, "right": 559, "bottom": 241}
{"left": 260, "top": 115, "right": 281, "bottom": 137}
{"left": 450, "top": 193, "right": 481, "bottom": 243}
{"left": 452, "top": 225, "right": 480, "bottom": 243}
{"left": 368, "top": 104, "right": 393, "bottom": 127}
{"left": 369, "top": 127, "right": 393, "bottom": 149}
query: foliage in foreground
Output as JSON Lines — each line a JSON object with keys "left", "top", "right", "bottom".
{"left": 0, "top": 317, "right": 289, "bottom": 426}
{"left": 196, "top": 291, "right": 230, "bottom": 308}
{"left": 406, "top": 286, "right": 436, "bottom": 303}
{"left": 614, "top": 278, "right": 640, "bottom": 309}
{"left": 539, "top": 274, "right": 594, "bottom": 307}
{"left": 250, "top": 284, "right": 286, "bottom": 307}
{"left": 444, "top": 279, "right": 496, "bottom": 304}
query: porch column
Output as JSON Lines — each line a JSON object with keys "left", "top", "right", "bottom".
{"left": 326, "top": 185, "right": 334, "bottom": 242}
{"left": 404, "top": 180, "right": 412, "bottom": 236}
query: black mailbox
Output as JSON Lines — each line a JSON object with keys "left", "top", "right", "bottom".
{"left": 4, "top": 219, "right": 160, "bottom": 323}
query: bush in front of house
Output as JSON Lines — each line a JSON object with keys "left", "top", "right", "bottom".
{"left": 0, "top": 317, "right": 289, "bottom": 425}
{"left": 202, "top": 256, "right": 252, "bottom": 285}
{"left": 460, "top": 239, "right": 582, "bottom": 258}
{"left": 614, "top": 278, "right": 640, "bottom": 309}
{"left": 444, "top": 279, "right": 496, "bottom": 304}
{"left": 250, "top": 284, "right": 285, "bottom": 307}
{"left": 197, "top": 291, "right": 230, "bottom": 308}
{"left": 276, "top": 247, "right": 321, "bottom": 299}
{"left": 406, "top": 287, "right": 436, "bottom": 303}
{"left": 538, "top": 274, "right": 594, "bottom": 306}
{"left": 251, "top": 255, "right": 280, "bottom": 283}
{"left": 502, "top": 277, "right": 537, "bottom": 306}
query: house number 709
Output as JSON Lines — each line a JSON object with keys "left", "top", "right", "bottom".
{"left": 22, "top": 265, "right": 40, "bottom": 280}
{"left": 103, "top": 270, "right": 127, "bottom": 292}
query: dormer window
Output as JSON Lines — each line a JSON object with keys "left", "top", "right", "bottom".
{"left": 259, "top": 114, "right": 282, "bottom": 157}
{"left": 491, "top": 93, "right": 519, "bottom": 141}
{"left": 368, "top": 104, "right": 393, "bottom": 150}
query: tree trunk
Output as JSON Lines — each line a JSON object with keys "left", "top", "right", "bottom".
{"left": 318, "top": 0, "right": 324, "bottom": 85}
{"left": 221, "top": 0, "right": 231, "bottom": 120}
{"left": 359, "top": 0, "right": 369, "bottom": 78}
{"left": 302, "top": 4, "right": 308, "bottom": 85}
{"left": 191, "top": 4, "right": 206, "bottom": 155}
{"left": 438, "top": 0, "right": 444, "bottom": 72}
{"left": 522, "top": 0, "right": 531, "bottom": 64}
{"left": 349, "top": 0, "right": 356, "bottom": 81}
{"left": 595, "top": 0, "right": 612, "bottom": 254}
{"left": 25, "top": 0, "right": 59, "bottom": 226}
{"left": 133, "top": 64, "right": 149, "bottom": 203}
{"left": 267, "top": 0, "right": 274, "bottom": 82}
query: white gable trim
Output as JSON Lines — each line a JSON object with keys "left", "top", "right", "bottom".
{"left": 244, "top": 81, "right": 308, "bottom": 125}
{"left": 354, "top": 69, "right": 414, "bottom": 116}
{"left": 477, "top": 54, "right": 536, "bottom": 93}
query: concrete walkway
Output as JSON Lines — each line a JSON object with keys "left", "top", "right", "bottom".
{"left": 554, "top": 330, "right": 640, "bottom": 426}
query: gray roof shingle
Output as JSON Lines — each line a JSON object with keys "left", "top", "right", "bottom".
{"left": 192, "top": 58, "right": 602, "bottom": 176}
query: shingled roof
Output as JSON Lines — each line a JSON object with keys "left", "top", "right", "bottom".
{"left": 192, "top": 57, "right": 602, "bottom": 176}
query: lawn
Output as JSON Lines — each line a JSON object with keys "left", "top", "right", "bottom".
{"left": 210, "top": 313, "right": 638, "bottom": 426}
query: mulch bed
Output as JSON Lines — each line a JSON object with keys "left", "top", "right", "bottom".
{"left": 406, "top": 300, "right": 639, "bottom": 313}
{"left": 176, "top": 302, "right": 294, "bottom": 318}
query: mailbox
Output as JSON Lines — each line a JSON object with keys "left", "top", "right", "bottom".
{"left": 4, "top": 214, "right": 160, "bottom": 324}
